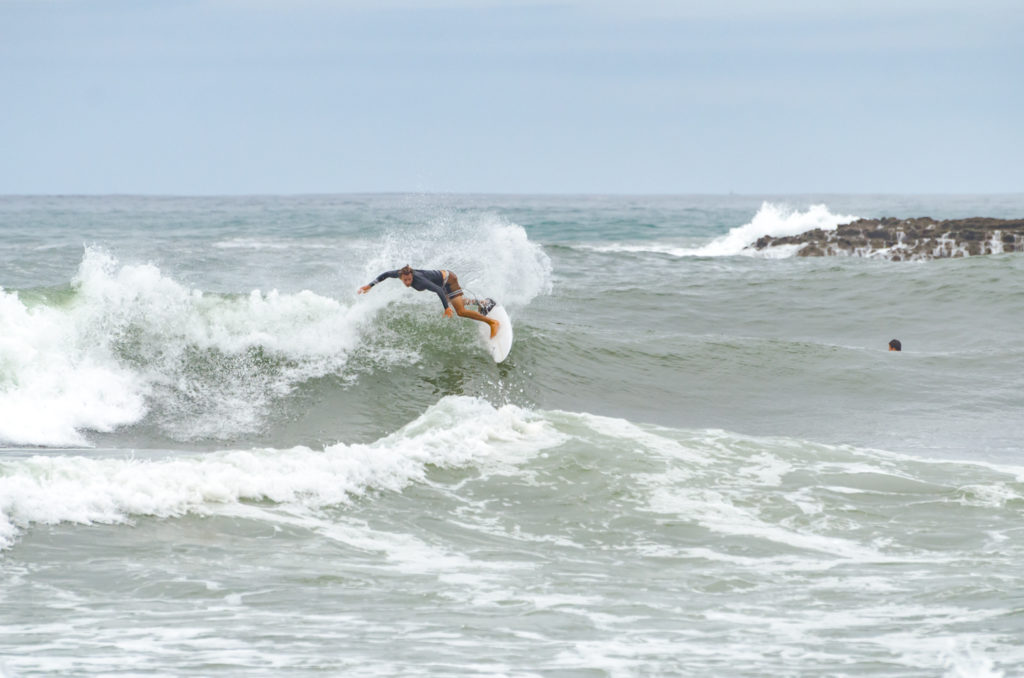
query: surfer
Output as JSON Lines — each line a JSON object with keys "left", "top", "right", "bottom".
{"left": 358, "top": 265, "right": 500, "bottom": 338}
{"left": 888, "top": 339, "right": 902, "bottom": 352}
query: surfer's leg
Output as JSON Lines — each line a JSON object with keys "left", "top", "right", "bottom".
{"left": 445, "top": 273, "right": 499, "bottom": 338}
{"left": 450, "top": 296, "right": 499, "bottom": 338}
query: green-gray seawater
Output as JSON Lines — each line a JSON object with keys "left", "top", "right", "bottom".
{"left": 2, "top": 195, "right": 1023, "bottom": 676}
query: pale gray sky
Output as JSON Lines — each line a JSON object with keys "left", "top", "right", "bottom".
{"left": 2, "top": 0, "right": 1022, "bottom": 194}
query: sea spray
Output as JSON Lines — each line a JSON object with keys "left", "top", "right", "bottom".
{"left": 0, "top": 248, "right": 371, "bottom": 446}
{"left": 699, "top": 202, "right": 860, "bottom": 257}
{"left": 360, "top": 211, "right": 552, "bottom": 307}
{"left": 0, "top": 283, "right": 149, "bottom": 447}
{"left": 0, "top": 212, "right": 552, "bottom": 447}
{"left": 581, "top": 202, "right": 860, "bottom": 258}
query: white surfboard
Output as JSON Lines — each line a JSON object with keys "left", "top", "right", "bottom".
{"left": 476, "top": 300, "right": 513, "bottom": 363}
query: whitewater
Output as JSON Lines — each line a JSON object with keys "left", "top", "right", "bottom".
{"left": 2, "top": 194, "right": 1024, "bottom": 677}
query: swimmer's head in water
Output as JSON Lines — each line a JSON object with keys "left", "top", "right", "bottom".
{"left": 889, "top": 339, "right": 902, "bottom": 351}
{"left": 399, "top": 265, "right": 414, "bottom": 286}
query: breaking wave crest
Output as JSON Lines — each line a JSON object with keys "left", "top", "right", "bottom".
{"left": 0, "top": 397, "right": 560, "bottom": 550}
{"left": 4, "top": 395, "right": 1023, "bottom": 558}
{"left": 0, "top": 248, "right": 369, "bottom": 446}
{"left": 0, "top": 214, "right": 552, "bottom": 448}
{"left": 584, "top": 202, "right": 860, "bottom": 258}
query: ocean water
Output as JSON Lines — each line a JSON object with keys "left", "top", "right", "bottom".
{"left": 2, "top": 194, "right": 1023, "bottom": 677}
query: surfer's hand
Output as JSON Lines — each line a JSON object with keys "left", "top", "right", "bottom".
{"left": 357, "top": 285, "right": 371, "bottom": 294}
{"left": 444, "top": 307, "right": 454, "bottom": 318}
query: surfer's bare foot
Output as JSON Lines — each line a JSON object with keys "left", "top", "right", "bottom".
{"left": 490, "top": 321, "right": 500, "bottom": 339}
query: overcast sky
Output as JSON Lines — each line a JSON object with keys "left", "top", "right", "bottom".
{"left": 2, "top": 0, "right": 1022, "bottom": 195}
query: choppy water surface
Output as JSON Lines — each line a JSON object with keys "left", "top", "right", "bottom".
{"left": 2, "top": 194, "right": 1023, "bottom": 677}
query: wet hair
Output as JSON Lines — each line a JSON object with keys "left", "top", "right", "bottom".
{"left": 889, "top": 339, "right": 902, "bottom": 351}
{"left": 399, "top": 265, "right": 414, "bottom": 277}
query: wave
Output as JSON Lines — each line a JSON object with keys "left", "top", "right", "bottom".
{"left": 0, "top": 249, "right": 370, "bottom": 447}
{"left": 584, "top": 202, "right": 860, "bottom": 258}
{"left": 4, "top": 396, "right": 1023, "bottom": 555}
{"left": 0, "top": 214, "right": 552, "bottom": 447}
{"left": 0, "top": 397, "right": 561, "bottom": 550}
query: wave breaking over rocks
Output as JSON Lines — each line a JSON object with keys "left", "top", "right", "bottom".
{"left": 749, "top": 217, "right": 1024, "bottom": 261}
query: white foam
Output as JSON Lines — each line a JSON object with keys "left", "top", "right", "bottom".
{"left": 648, "top": 485, "right": 878, "bottom": 559}
{"left": 701, "top": 202, "right": 860, "bottom": 257}
{"left": 0, "top": 212, "right": 553, "bottom": 448}
{"left": 0, "top": 284, "right": 149, "bottom": 447}
{"left": 955, "top": 483, "right": 1021, "bottom": 508}
{"left": 359, "top": 213, "right": 552, "bottom": 308}
{"left": 0, "top": 396, "right": 563, "bottom": 550}
{"left": 578, "top": 202, "right": 860, "bottom": 258}
{"left": 988, "top": 231, "right": 1005, "bottom": 255}
{"left": 71, "top": 249, "right": 365, "bottom": 360}
{"left": 556, "top": 410, "right": 710, "bottom": 466}
{"left": 0, "top": 248, "right": 375, "bottom": 446}
{"left": 942, "top": 641, "right": 1006, "bottom": 678}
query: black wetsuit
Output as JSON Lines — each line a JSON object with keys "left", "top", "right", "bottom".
{"left": 368, "top": 269, "right": 458, "bottom": 309}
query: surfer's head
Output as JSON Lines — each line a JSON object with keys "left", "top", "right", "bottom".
{"left": 888, "top": 339, "right": 902, "bottom": 352}
{"left": 399, "top": 265, "right": 414, "bottom": 286}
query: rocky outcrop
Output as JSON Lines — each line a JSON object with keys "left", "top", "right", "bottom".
{"left": 749, "top": 217, "right": 1024, "bottom": 261}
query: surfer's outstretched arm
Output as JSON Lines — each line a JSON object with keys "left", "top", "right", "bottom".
{"left": 358, "top": 269, "right": 401, "bottom": 294}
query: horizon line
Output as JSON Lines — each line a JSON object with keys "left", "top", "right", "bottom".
{"left": 3, "top": 191, "right": 1024, "bottom": 199}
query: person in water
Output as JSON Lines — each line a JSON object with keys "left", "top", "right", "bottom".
{"left": 358, "top": 265, "right": 500, "bottom": 338}
{"left": 889, "top": 339, "right": 902, "bottom": 352}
